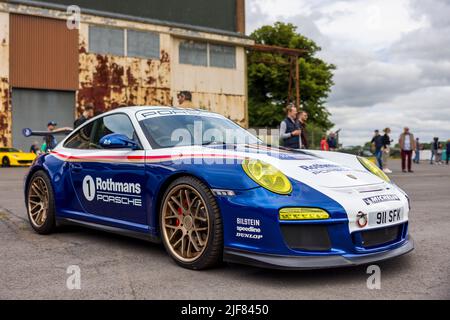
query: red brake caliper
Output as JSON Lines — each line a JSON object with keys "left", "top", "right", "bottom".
{"left": 175, "top": 207, "right": 183, "bottom": 226}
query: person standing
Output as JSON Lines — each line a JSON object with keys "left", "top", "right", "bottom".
{"left": 436, "top": 142, "right": 443, "bottom": 164}
{"left": 446, "top": 139, "right": 450, "bottom": 165}
{"left": 298, "top": 111, "right": 309, "bottom": 149}
{"left": 177, "top": 91, "right": 194, "bottom": 108}
{"left": 41, "top": 121, "right": 72, "bottom": 153}
{"left": 327, "top": 132, "right": 337, "bottom": 151}
{"left": 413, "top": 138, "right": 420, "bottom": 164}
{"left": 381, "top": 127, "right": 392, "bottom": 173}
{"left": 29, "top": 141, "right": 39, "bottom": 154}
{"left": 399, "top": 127, "right": 416, "bottom": 173}
{"left": 371, "top": 130, "right": 384, "bottom": 169}
{"left": 41, "top": 121, "right": 58, "bottom": 153}
{"left": 430, "top": 137, "right": 439, "bottom": 164}
{"left": 320, "top": 135, "right": 329, "bottom": 151}
{"left": 74, "top": 105, "right": 94, "bottom": 128}
{"left": 280, "top": 104, "right": 301, "bottom": 149}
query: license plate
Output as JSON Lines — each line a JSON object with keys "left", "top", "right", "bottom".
{"left": 369, "top": 208, "right": 403, "bottom": 226}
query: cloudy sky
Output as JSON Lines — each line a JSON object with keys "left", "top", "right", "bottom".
{"left": 246, "top": 0, "right": 450, "bottom": 146}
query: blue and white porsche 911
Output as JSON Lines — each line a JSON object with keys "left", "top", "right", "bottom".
{"left": 24, "top": 106, "right": 414, "bottom": 270}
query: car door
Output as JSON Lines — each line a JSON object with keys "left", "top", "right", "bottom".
{"left": 68, "top": 113, "right": 148, "bottom": 228}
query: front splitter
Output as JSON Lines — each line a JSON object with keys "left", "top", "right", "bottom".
{"left": 223, "top": 237, "right": 414, "bottom": 270}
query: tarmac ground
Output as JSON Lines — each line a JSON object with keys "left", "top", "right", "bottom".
{"left": 0, "top": 159, "right": 449, "bottom": 299}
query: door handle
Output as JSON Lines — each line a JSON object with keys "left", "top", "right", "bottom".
{"left": 70, "top": 163, "right": 83, "bottom": 172}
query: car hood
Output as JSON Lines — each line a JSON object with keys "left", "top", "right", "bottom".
{"left": 174, "top": 144, "right": 384, "bottom": 188}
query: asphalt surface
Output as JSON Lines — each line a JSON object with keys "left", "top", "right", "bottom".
{"left": 0, "top": 160, "right": 449, "bottom": 300}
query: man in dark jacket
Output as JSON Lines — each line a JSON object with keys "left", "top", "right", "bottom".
{"left": 446, "top": 139, "right": 450, "bottom": 165}
{"left": 371, "top": 130, "right": 384, "bottom": 169}
{"left": 74, "top": 105, "right": 94, "bottom": 129}
{"left": 298, "top": 111, "right": 309, "bottom": 149}
{"left": 430, "top": 137, "right": 439, "bottom": 164}
{"left": 327, "top": 132, "right": 337, "bottom": 151}
{"left": 280, "top": 104, "right": 301, "bottom": 149}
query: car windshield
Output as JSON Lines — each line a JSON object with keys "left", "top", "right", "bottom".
{"left": 139, "top": 115, "right": 262, "bottom": 149}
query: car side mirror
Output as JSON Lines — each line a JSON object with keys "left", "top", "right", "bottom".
{"left": 99, "top": 133, "right": 138, "bottom": 149}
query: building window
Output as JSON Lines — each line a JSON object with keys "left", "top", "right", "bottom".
{"left": 127, "top": 30, "right": 160, "bottom": 59}
{"left": 89, "top": 25, "right": 124, "bottom": 56}
{"left": 179, "top": 41, "right": 208, "bottom": 66}
{"left": 209, "top": 44, "right": 236, "bottom": 69}
{"left": 179, "top": 41, "right": 236, "bottom": 69}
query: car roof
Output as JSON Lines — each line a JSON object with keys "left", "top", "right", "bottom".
{"left": 99, "top": 106, "right": 224, "bottom": 121}
{"left": 102, "top": 106, "right": 209, "bottom": 114}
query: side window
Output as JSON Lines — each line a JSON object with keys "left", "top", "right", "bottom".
{"left": 90, "top": 114, "right": 138, "bottom": 149}
{"left": 64, "top": 122, "right": 94, "bottom": 149}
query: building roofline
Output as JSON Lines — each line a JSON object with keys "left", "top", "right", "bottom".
{"left": 8, "top": 0, "right": 252, "bottom": 40}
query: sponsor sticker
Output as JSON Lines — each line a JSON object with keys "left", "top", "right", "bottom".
{"left": 82, "top": 175, "right": 142, "bottom": 207}
{"left": 363, "top": 194, "right": 400, "bottom": 206}
{"left": 236, "top": 218, "right": 263, "bottom": 240}
{"left": 299, "top": 163, "right": 351, "bottom": 175}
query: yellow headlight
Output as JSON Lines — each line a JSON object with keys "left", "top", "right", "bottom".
{"left": 242, "top": 159, "right": 292, "bottom": 195}
{"left": 357, "top": 156, "right": 391, "bottom": 182}
{"left": 279, "top": 208, "right": 330, "bottom": 220}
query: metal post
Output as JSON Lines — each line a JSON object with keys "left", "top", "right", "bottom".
{"left": 287, "top": 57, "right": 293, "bottom": 106}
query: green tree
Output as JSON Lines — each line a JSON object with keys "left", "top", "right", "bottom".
{"left": 248, "top": 22, "right": 336, "bottom": 130}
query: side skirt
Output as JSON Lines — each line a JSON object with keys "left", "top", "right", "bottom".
{"left": 57, "top": 218, "right": 162, "bottom": 244}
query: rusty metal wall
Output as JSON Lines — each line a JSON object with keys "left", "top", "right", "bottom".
{"left": 77, "top": 26, "right": 172, "bottom": 115}
{"left": 0, "top": 76, "right": 10, "bottom": 146}
{"left": 191, "top": 92, "right": 246, "bottom": 126}
{"left": 10, "top": 13, "right": 78, "bottom": 90}
{"left": 0, "top": 11, "right": 10, "bottom": 147}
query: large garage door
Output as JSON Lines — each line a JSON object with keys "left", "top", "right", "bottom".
{"left": 12, "top": 89, "right": 75, "bottom": 151}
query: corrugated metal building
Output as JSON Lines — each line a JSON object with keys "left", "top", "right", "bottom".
{"left": 0, "top": 0, "right": 252, "bottom": 150}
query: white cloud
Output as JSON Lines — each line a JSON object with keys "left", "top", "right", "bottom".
{"left": 246, "top": 0, "right": 450, "bottom": 146}
{"left": 329, "top": 86, "right": 450, "bottom": 146}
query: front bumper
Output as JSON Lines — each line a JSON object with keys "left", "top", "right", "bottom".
{"left": 10, "top": 158, "right": 34, "bottom": 166}
{"left": 224, "top": 236, "right": 414, "bottom": 270}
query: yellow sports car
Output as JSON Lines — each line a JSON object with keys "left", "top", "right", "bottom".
{"left": 0, "top": 147, "right": 37, "bottom": 167}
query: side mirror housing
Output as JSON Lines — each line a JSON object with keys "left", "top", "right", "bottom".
{"left": 99, "top": 133, "right": 138, "bottom": 149}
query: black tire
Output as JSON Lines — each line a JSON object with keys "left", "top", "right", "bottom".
{"left": 159, "top": 176, "right": 223, "bottom": 270}
{"left": 2, "top": 157, "right": 10, "bottom": 167}
{"left": 26, "top": 170, "right": 56, "bottom": 234}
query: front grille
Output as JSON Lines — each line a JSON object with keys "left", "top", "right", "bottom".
{"left": 18, "top": 160, "right": 32, "bottom": 164}
{"left": 280, "top": 224, "right": 331, "bottom": 251}
{"left": 360, "top": 225, "right": 402, "bottom": 248}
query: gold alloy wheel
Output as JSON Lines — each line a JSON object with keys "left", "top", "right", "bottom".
{"left": 28, "top": 176, "right": 49, "bottom": 228}
{"left": 162, "top": 184, "right": 210, "bottom": 262}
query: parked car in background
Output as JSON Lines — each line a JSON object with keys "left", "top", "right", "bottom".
{"left": 0, "top": 147, "right": 37, "bottom": 167}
